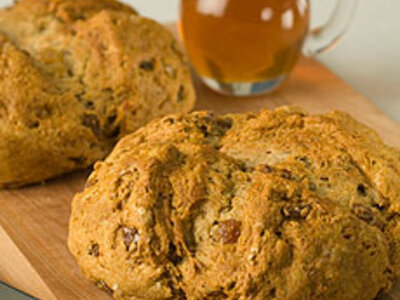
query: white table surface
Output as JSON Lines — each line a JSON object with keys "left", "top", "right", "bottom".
{"left": 124, "top": 0, "right": 400, "bottom": 124}
{"left": 0, "top": 0, "right": 398, "bottom": 123}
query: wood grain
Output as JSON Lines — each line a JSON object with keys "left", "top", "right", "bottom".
{"left": 0, "top": 31, "right": 399, "bottom": 300}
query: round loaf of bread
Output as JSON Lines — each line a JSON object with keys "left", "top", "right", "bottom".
{"left": 69, "top": 107, "right": 400, "bottom": 300}
{"left": 0, "top": 0, "right": 195, "bottom": 187}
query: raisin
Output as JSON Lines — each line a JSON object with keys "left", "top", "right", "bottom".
{"left": 107, "top": 114, "right": 117, "bottom": 125}
{"left": 282, "top": 204, "right": 312, "bottom": 219}
{"left": 299, "top": 157, "right": 312, "bottom": 168}
{"left": 384, "top": 268, "right": 393, "bottom": 276}
{"left": 217, "top": 118, "right": 233, "bottom": 130}
{"left": 165, "top": 117, "right": 175, "bottom": 124}
{"left": 280, "top": 170, "right": 292, "bottom": 180}
{"left": 139, "top": 60, "right": 154, "bottom": 71}
{"left": 227, "top": 282, "right": 236, "bottom": 291}
{"left": 240, "top": 165, "right": 249, "bottom": 172}
{"left": 269, "top": 287, "right": 277, "bottom": 297}
{"left": 122, "top": 227, "right": 139, "bottom": 250}
{"left": 371, "top": 202, "right": 386, "bottom": 212}
{"left": 341, "top": 226, "right": 354, "bottom": 240}
{"left": 261, "top": 165, "right": 273, "bottom": 173}
{"left": 82, "top": 114, "right": 102, "bottom": 138}
{"left": 177, "top": 86, "right": 185, "bottom": 102}
{"left": 105, "top": 125, "right": 121, "bottom": 139}
{"left": 26, "top": 120, "right": 40, "bottom": 129}
{"left": 308, "top": 182, "right": 317, "bottom": 191}
{"left": 215, "top": 118, "right": 233, "bottom": 136}
{"left": 218, "top": 220, "right": 241, "bottom": 244}
{"left": 84, "top": 101, "right": 95, "bottom": 110}
{"left": 168, "top": 242, "right": 183, "bottom": 265}
{"left": 75, "top": 92, "right": 84, "bottom": 102}
{"left": 88, "top": 243, "right": 99, "bottom": 257}
{"left": 115, "top": 201, "right": 123, "bottom": 210}
{"left": 357, "top": 184, "right": 367, "bottom": 196}
{"left": 199, "top": 125, "right": 209, "bottom": 137}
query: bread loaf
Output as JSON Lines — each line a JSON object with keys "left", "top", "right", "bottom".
{"left": 69, "top": 107, "right": 400, "bottom": 300}
{"left": 0, "top": 0, "right": 195, "bottom": 187}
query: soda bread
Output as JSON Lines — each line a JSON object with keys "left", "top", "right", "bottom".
{"left": 69, "top": 107, "right": 400, "bottom": 300}
{"left": 0, "top": 0, "right": 195, "bottom": 187}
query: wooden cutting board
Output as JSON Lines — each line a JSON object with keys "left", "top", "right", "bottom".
{"left": 0, "top": 37, "right": 399, "bottom": 300}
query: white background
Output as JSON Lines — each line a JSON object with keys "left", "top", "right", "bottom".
{"left": 0, "top": 0, "right": 399, "bottom": 122}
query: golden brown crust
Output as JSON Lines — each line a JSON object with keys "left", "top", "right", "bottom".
{"left": 0, "top": 0, "right": 195, "bottom": 187}
{"left": 69, "top": 108, "right": 400, "bottom": 300}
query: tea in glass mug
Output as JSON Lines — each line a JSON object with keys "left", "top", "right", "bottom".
{"left": 179, "top": 0, "right": 358, "bottom": 96}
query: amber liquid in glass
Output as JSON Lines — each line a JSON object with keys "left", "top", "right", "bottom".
{"left": 180, "top": 0, "right": 310, "bottom": 88}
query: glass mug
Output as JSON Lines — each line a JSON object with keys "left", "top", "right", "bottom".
{"left": 179, "top": 0, "right": 358, "bottom": 96}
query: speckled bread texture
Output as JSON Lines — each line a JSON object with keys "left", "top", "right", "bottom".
{"left": 68, "top": 107, "right": 400, "bottom": 300}
{"left": 0, "top": 0, "right": 195, "bottom": 187}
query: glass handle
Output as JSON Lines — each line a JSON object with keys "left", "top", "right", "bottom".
{"left": 303, "top": 0, "right": 359, "bottom": 56}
